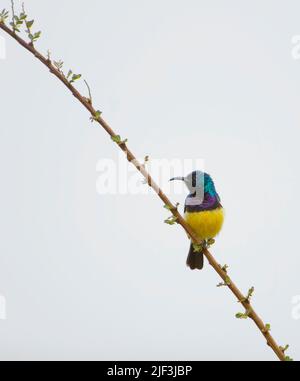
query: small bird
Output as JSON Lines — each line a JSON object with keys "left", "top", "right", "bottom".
{"left": 170, "top": 171, "right": 224, "bottom": 270}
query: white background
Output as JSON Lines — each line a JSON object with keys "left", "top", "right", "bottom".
{"left": 0, "top": 0, "right": 300, "bottom": 360}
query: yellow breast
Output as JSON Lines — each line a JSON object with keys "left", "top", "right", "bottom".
{"left": 184, "top": 208, "right": 224, "bottom": 240}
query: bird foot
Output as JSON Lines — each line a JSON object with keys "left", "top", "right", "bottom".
{"left": 206, "top": 238, "right": 216, "bottom": 248}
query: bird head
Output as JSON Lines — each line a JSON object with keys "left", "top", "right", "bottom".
{"left": 170, "top": 170, "right": 205, "bottom": 195}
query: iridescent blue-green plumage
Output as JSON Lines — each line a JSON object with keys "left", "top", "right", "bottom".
{"left": 204, "top": 173, "right": 219, "bottom": 197}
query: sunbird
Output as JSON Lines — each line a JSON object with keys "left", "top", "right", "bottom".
{"left": 170, "top": 171, "right": 224, "bottom": 270}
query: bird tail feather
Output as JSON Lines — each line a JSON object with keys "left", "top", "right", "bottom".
{"left": 186, "top": 243, "right": 204, "bottom": 270}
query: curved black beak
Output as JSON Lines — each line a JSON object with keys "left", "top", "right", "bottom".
{"left": 169, "top": 176, "right": 185, "bottom": 182}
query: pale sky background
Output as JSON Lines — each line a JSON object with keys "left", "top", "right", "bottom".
{"left": 0, "top": 0, "right": 300, "bottom": 361}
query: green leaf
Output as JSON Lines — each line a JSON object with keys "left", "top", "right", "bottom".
{"left": 280, "top": 344, "right": 290, "bottom": 353}
{"left": 248, "top": 287, "right": 254, "bottom": 298}
{"left": 225, "top": 276, "right": 231, "bottom": 285}
{"left": 0, "top": 9, "right": 9, "bottom": 23}
{"left": 217, "top": 274, "right": 231, "bottom": 288}
{"left": 111, "top": 135, "right": 121, "bottom": 144}
{"left": 164, "top": 216, "right": 178, "bottom": 225}
{"left": 90, "top": 110, "right": 102, "bottom": 123}
{"left": 26, "top": 19, "right": 34, "bottom": 29}
{"left": 262, "top": 323, "right": 271, "bottom": 333}
{"left": 164, "top": 220, "right": 175, "bottom": 225}
{"left": 70, "top": 73, "right": 82, "bottom": 83}
{"left": 19, "top": 12, "right": 27, "bottom": 20}
{"left": 67, "top": 70, "right": 73, "bottom": 79}
{"left": 235, "top": 312, "right": 248, "bottom": 319}
{"left": 53, "top": 60, "right": 64, "bottom": 70}
{"left": 164, "top": 219, "right": 176, "bottom": 225}
{"left": 239, "top": 287, "right": 255, "bottom": 303}
{"left": 33, "top": 31, "right": 41, "bottom": 41}
{"left": 221, "top": 264, "right": 228, "bottom": 273}
{"left": 111, "top": 134, "right": 127, "bottom": 145}
{"left": 284, "top": 356, "right": 293, "bottom": 362}
{"left": 164, "top": 204, "right": 172, "bottom": 211}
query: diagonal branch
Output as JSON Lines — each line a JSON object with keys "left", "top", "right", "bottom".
{"left": 0, "top": 19, "right": 289, "bottom": 361}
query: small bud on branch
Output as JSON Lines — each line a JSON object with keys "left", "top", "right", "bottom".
{"left": 0, "top": 9, "right": 9, "bottom": 23}
{"left": 239, "top": 287, "right": 255, "bottom": 304}
{"left": 111, "top": 135, "right": 128, "bottom": 145}
{"left": 235, "top": 309, "right": 251, "bottom": 319}
{"left": 164, "top": 216, "right": 178, "bottom": 225}
{"left": 262, "top": 323, "right": 271, "bottom": 333}
{"left": 217, "top": 275, "right": 231, "bottom": 288}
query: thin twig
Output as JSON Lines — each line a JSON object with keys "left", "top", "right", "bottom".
{"left": 84, "top": 79, "right": 93, "bottom": 104}
{"left": 21, "top": 3, "right": 29, "bottom": 34}
{"left": 10, "top": 0, "right": 16, "bottom": 32}
{"left": 0, "top": 19, "right": 288, "bottom": 361}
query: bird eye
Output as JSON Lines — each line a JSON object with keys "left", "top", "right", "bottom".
{"left": 192, "top": 172, "right": 197, "bottom": 187}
